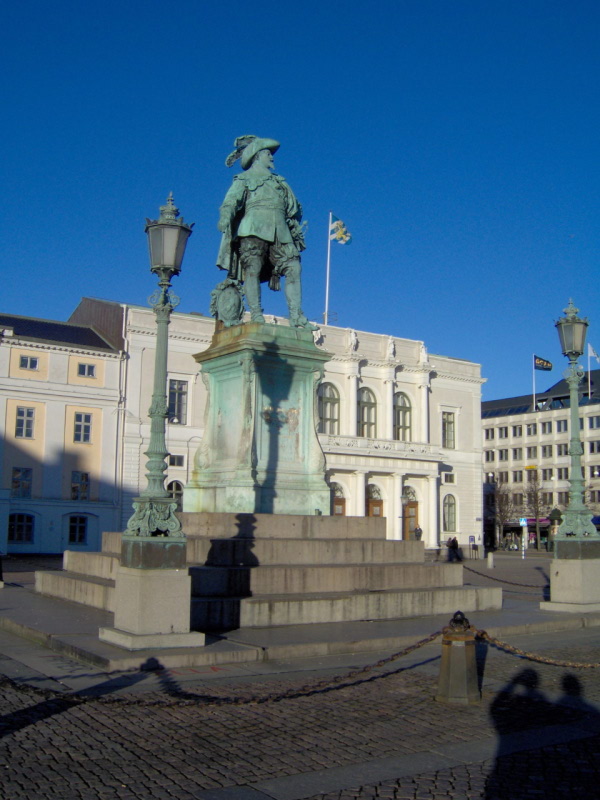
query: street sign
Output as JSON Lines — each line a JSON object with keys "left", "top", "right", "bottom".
{"left": 519, "top": 517, "right": 528, "bottom": 526}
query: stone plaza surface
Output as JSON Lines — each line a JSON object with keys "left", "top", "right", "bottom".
{"left": 2, "top": 552, "right": 600, "bottom": 798}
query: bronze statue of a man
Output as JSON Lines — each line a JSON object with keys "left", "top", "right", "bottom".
{"left": 216, "top": 135, "right": 316, "bottom": 329}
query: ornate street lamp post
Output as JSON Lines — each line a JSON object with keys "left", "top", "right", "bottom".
{"left": 125, "top": 194, "right": 194, "bottom": 537}
{"left": 554, "top": 299, "right": 597, "bottom": 540}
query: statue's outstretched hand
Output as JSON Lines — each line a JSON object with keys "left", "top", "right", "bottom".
{"left": 217, "top": 217, "right": 230, "bottom": 234}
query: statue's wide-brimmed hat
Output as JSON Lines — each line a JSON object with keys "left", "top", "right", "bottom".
{"left": 225, "top": 135, "right": 280, "bottom": 170}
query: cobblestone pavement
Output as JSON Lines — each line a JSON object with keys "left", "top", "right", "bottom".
{"left": 2, "top": 624, "right": 600, "bottom": 800}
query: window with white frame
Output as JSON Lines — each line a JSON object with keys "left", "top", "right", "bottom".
{"left": 541, "top": 492, "right": 553, "bottom": 505}
{"left": 168, "top": 454, "right": 185, "bottom": 467}
{"left": 442, "top": 412, "right": 455, "bottom": 449}
{"left": 168, "top": 379, "right": 188, "bottom": 424}
{"left": 318, "top": 383, "right": 340, "bottom": 435}
{"left": 19, "top": 355, "right": 39, "bottom": 370}
{"left": 77, "top": 363, "right": 96, "bottom": 378}
{"left": 393, "top": 392, "right": 411, "bottom": 441}
{"left": 71, "top": 471, "right": 90, "bottom": 501}
{"left": 557, "top": 419, "right": 568, "bottom": 433}
{"left": 542, "top": 468, "right": 553, "bottom": 481}
{"left": 557, "top": 491, "right": 569, "bottom": 504}
{"left": 498, "top": 427, "right": 508, "bottom": 439}
{"left": 589, "top": 416, "right": 600, "bottom": 430}
{"left": 443, "top": 473, "right": 455, "bottom": 484}
{"left": 484, "top": 428, "right": 495, "bottom": 440}
{"left": 357, "top": 387, "right": 377, "bottom": 438}
{"left": 498, "top": 471, "right": 509, "bottom": 483}
{"left": 589, "top": 490, "right": 600, "bottom": 503}
{"left": 442, "top": 495, "right": 457, "bottom": 532}
{"left": 498, "top": 449, "right": 508, "bottom": 461}
{"left": 558, "top": 467, "right": 569, "bottom": 480}
{"left": 74, "top": 412, "right": 92, "bottom": 443}
{"left": 512, "top": 425, "right": 522, "bottom": 437}
{"left": 512, "top": 493, "right": 523, "bottom": 507}
{"left": 557, "top": 443, "right": 568, "bottom": 456}
{"left": 541, "top": 421, "right": 552, "bottom": 434}
{"left": 541, "top": 445, "right": 553, "bottom": 458}
{"left": 589, "top": 466, "right": 600, "bottom": 479}
{"left": 8, "top": 513, "right": 34, "bottom": 543}
{"left": 167, "top": 480, "right": 184, "bottom": 511}
{"left": 68, "top": 515, "right": 88, "bottom": 544}
{"left": 527, "top": 469, "right": 538, "bottom": 482}
{"left": 11, "top": 467, "right": 32, "bottom": 498}
{"left": 526, "top": 446, "right": 537, "bottom": 459}
{"left": 590, "top": 442, "right": 600, "bottom": 454}
{"left": 526, "top": 423, "right": 537, "bottom": 436}
{"left": 15, "top": 407, "right": 35, "bottom": 439}
{"left": 485, "top": 451, "right": 495, "bottom": 462}
{"left": 512, "top": 470, "right": 523, "bottom": 482}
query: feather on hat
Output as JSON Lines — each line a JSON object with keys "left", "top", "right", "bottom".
{"left": 225, "top": 135, "right": 280, "bottom": 170}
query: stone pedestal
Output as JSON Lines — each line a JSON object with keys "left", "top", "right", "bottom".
{"left": 540, "top": 540, "right": 600, "bottom": 612}
{"left": 99, "top": 537, "right": 204, "bottom": 650}
{"left": 184, "top": 322, "right": 332, "bottom": 516}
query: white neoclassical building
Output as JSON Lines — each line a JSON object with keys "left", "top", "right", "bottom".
{"left": 1, "top": 297, "right": 485, "bottom": 553}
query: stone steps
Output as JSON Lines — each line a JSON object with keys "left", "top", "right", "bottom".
{"left": 191, "top": 586, "right": 503, "bottom": 631}
{"left": 189, "top": 562, "right": 462, "bottom": 596}
{"left": 64, "top": 550, "right": 118, "bottom": 581}
{"left": 189, "top": 536, "right": 423, "bottom": 566}
{"left": 35, "top": 570, "right": 115, "bottom": 612}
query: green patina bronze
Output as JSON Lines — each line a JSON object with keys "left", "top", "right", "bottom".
{"left": 212, "top": 135, "right": 317, "bottom": 330}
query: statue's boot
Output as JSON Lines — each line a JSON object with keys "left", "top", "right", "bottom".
{"left": 243, "top": 272, "right": 265, "bottom": 323}
{"left": 285, "top": 261, "right": 319, "bottom": 330}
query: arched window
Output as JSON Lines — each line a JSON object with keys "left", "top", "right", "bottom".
{"left": 318, "top": 383, "right": 340, "bottom": 434}
{"left": 167, "top": 480, "right": 184, "bottom": 512}
{"left": 8, "top": 513, "right": 35, "bottom": 543}
{"left": 357, "top": 387, "right": 377, "bottom": 438}
{"left": 443, "top": 495, "right": 457, "bottom": 532}
{"left": 393, "top": 393, "right": 411, "bottom": 441}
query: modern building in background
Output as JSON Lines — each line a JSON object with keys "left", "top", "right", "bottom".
{"left": 481, "top": 370, "right": 600, "bottom": 544}
{"left": 1, "top": 297, "right": 486, "bottom": 553}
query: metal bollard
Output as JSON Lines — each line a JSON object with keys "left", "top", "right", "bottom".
{"left": 435, "top": 611, "right": 481, "bottom": 705}
{"left": 487, "top": 552, "right": 494, "bottom": 569}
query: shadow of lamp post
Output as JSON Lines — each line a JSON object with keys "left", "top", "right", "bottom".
{"left": 554, "top": 299, "right": 597, "bottom": 540}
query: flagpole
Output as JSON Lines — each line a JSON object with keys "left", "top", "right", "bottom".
{"left": 588, "top": 346, "right": 591, "bottom": 400}
{"left": 324, "top": 210, "right": 332, "bottom": 326}
{"left": 532, "top": 354, "right": 536, "bottom": 411}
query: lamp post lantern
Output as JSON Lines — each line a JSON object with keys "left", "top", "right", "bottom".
{"left": 125, "top": 194, "right": 194, "bottom": 537}
{"left": 554, "top": 299, "right": 597, "bottom": 540}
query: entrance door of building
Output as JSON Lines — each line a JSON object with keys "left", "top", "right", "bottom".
{"left": 366, "top": 498, "right": 383, "bottom": 517}
{"left": 403, "top": 501, "right": 418, "bottom": 539}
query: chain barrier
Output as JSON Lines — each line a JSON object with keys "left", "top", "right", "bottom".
{"left": 473, "top": 628, "right": 600, "bottom": 669}
{"left": 463, "top": 564, "right": 548, "bottom": 590}
{"left": 0, "top": 630, "right": 443, "bottom": 709}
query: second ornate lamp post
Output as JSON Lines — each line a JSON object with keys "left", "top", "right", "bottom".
{"left": 554, "top": 299, "right": 597, "bottom": 540}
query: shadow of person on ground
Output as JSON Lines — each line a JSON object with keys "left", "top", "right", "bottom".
{"left": 484, "top": 668, "right": 600, "bottom": 798}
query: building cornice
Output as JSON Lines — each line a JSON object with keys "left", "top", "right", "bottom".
{"left": 0, "top": 338, "right": 122, "bottom": 359}
{"left": 320, "top": 433, "right": 440, "bottom": 461}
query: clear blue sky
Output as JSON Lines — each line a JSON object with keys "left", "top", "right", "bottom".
{"left": 2, "top": 0, "right": 599, "bottom": 400}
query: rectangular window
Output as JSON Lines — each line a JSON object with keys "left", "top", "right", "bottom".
{"left": 71, "top": 471, "right": 90, "bottom": 501}
{"left": 557, "top": 419, "right": 568, "bottom": 433}
{"left": 498, "top": 449, "right": 508, "bottom": 461}
{"left": 498, "top": 426, "right": 508, "bottom": 439}
{"left": 68, "top": 516, "right": 88, "bottom": 544}
{"left": 512, "top": 425, "right": 522, "bottom": 437}
{"left": 590, "top": 442, "right": 600, "bottom": 454}
{"left": 558, "top": 467, "right": 569, "bottom": 480}
{"left": 77, "top": 363, "right": 96, "bottom": 378}
{"left": 168, "top": 454, "right": 185, "bottom": 467}
{"left": 11, "top": 467, "right": 32, "bottom": 498}
{"left": 527, "top": 469, "right": 538, "bottom": 482}
{"left": 8, "top": 513, "right": 34, "bottom": 543}
{"left": 590, "top": 490, "right": 600, "bottom": 504}
{"left": 542, "top": 468, "right": 553, "bottom": 481}
{"left": 484, "top": 428, "right": 494, "bottom": 440}
{"left": 541, "top": 492, "right": 553, "bottom": 505}
{"left": 442, "top": 412, "right": 455, "bottom": 449}
{"left": 589, "top": 466, "right": 600, "bottom": 479}
{"left": 485, "top": 450, "right": 495, "bottom": 462}
{"left": 443, "top": 473, "right": 455, "bottom": 484}
{"left": 526, "top": 446, "right": 537, "bottom": 459}
{"left": 557, "top": 443, "right": 569, "bottom": 456}
{"left": 512, "top": 448, "right": 523, "bottom": 460}
{"left": 541, "top": 445, "right": 553, "bottom": 458}
{"left": 526, "top": 423, "right": 537, "bottom": 436}
{"left": 541, "top": 421, "right": 552, "bottom": 434}
{"left": 512, "top": 470, "right": 523, "bottom": 483}
{"left": 19, "top": 355, "right": 39, "bottom": 370}
{"left": 498, "top": 471, "right": 509, "bottom": 483}
{"left": 589, "top": 416, "right": 600, "bottom": 430}
{"left": 512, "top": 493, "right": 523, "bottom": 507}
{"left": 168, "top": 380, "right": 188, "bottom": 424}
{"left": 15, "top": 407, "right": 35, "bottom": 438}
{"left": 558, "top": 491, "right": 569, "bottom": 505}
{"left": 74, "top": 412, "right": 92, "bottom": 443}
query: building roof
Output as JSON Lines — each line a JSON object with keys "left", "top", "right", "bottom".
{"left": 0, "top": 313, "right": 116, "bottom": 351}
{"left": 482, "top": 369, "right": 600, "bottom": 419}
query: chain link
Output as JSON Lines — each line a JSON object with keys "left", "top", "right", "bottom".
{"left": 463, "top": 564, "right": 548, "bottom": 590}
{"left": 473, "top": 628, "right": 600, "bottom": 669}
{"left": 0, "top": 630, "right": 443, "bottom": 708}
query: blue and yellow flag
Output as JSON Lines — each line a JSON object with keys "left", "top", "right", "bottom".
{"left": 534, "top": 355, "right": 552, "bottom": 371}
{"left": 329, "top": 215, "right": 352, "bottom": 245}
